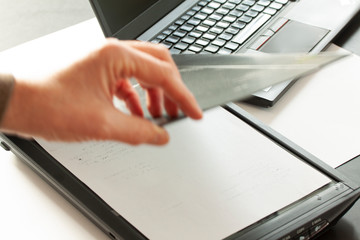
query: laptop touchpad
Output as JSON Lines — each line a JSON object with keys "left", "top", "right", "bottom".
{"left": 260, "top": 20, "right": 329, "bottom": 53}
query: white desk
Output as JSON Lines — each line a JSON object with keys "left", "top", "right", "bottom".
{"left": 0, "top": 19, "right": 108, "bottom": 240}
{"left": 1, "top": 18, "right": 359, "bottom": 239}
{"left": 0, "top": 147, "right": 108, "bottom": 239}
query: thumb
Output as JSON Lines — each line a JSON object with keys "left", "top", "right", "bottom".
{"left": 106, "top": 110, "right": 170, "bottom": 145}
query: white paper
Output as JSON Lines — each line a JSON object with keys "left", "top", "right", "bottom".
{"left": 37, "top": 107, "right": 330, "bottom": 240}
{"left": 238, "top": 45, "right": 360, "bottom": 168}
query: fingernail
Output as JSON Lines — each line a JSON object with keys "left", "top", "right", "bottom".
{"left": 151, "top": 126, "right": 169, "bottom": 145}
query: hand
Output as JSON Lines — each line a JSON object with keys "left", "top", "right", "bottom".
{"left": 1, "top": 39, "right": 202, "bottom": 145}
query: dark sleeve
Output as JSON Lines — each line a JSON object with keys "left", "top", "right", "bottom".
{"left": 0, "top": 73, "right": 15, "bottom": 125}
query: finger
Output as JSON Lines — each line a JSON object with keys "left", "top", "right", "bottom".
{"left": 164, "top": 95, "right": 179, "bottom": 118}
{"left": 146, "top": 88, "right": 163, "bottom": 118}
{"left": 105, "top": 109, "right": 169, "bottom": 145}
{"left": 109, "top": 40, "right": 203, "bottom": 120}
{"left": 115, "top": 79, "right": 144, "bottom": 117}
{"left": 130, "top": 42, "right": 203, "bottom": 119}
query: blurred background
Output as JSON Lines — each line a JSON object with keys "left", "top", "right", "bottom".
{"left": 0, "top": 0, "right": 94, "bottom": 52}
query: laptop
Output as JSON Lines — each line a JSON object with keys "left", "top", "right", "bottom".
{"left": 88, "top": 0, "right": 360, "bottom": 107}
{"left": 1, "top": 104, "right": 360, "bottom": 240}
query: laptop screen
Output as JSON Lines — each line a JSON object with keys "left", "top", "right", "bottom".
{"left": 98, "top": 0, "right": 159, "bottom": 34}
{"left": 89, "top": 0, "right": 185, "bottom": 39}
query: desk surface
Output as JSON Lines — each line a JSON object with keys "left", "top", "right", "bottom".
{"left": 316, "top": 13, "right": 360, "bottom": 240}
{"left": 1, "top": 9, "right": 360, "bottom": 240}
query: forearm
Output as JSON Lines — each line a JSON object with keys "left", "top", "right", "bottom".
{"left": 0, "top": 73, "right": 15, "bottom": 125}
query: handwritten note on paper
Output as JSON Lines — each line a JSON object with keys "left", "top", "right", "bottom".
{"left": 37, "top": 107, "right": 330, "bottom": 240}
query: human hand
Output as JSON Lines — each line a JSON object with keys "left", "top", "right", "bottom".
{"left": 1, "top": 39, "right": 202, "bottom": 145}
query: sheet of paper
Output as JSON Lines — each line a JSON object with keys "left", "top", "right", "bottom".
{"left": 37, "top": 107, "right": 330, "bottom": 240}
{"left": 238, "top": 44, "right": 360, "bottom": 168}
{"left": 173, "top": 53, "right": 346, "bottom": 112}
{"left": 127, "top": 53, "right": 346, "bottom": 124}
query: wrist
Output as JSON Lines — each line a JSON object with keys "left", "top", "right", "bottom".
{"left": 1, "top": 76, "right": 41, "bottom": 137}
{"left": 0, "top": 73, "right": 15, "bottom": 126}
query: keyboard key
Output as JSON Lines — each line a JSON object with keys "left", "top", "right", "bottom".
{"left": 236, "top": 4, "right": 249, "bottom": 11}
{"left": 216, "top": 8, "right": 230, "bottom": 15}
{"left": 186, "top": 10, "right": 197, "bottom": 16}
{"left": 182, "top": 36, "right": 196, "bottom": 44}
{"left": 188, "top": 45, "right": 203, "bottom": 53}
{"left": 245, "top": 10, "right": 259, "bottom": 18}
{"left": 218, "top": 48, "right": 233, "bottom": 54}
{"left": 217, "top": 21, "right": 230, "bottom": 28}
{"left": 180, "top": 24, "right": 194, "bottom": 32}
{"left": 224, "top": 42, "right": 239, "bottom": 50}
{"left": 170, "top": 48, "right": 181, "bottom": 54}
{"left": 168, "top": 24, "right": 178, "bottom": 31}
{"left": 156, "top": 34, "right": 166, "bottom": 40}
{"left": 223, "top": 3, "right": 236, "bottom": 10}
{"left": 202, "top": 33, "right": 217, "bottom": 40}
{"left": 199, "top": 51, "right": 212, "bottom": 54}
{"left": 203, "top": 19, "right": 217, "bottom": 26}
{"left": 243, "top": 0, "right": 255, "bottom": 6}
{"left": 192, "top": 5, "right": 202, "bottom": 12}
{"left": 162, "top": 29, "right": 172, "bottom": 36}
{"left": 182, "top": 50, "right": 196, "bottom": 54}
{"left": 174, "top": 42, "right": 189, "bottom": 51}
{"left": 219, "top": 33, "right": 233, "bottom": 40}
{"left": 251, "top": 4, "right": 265, "bottom": 12}
{"left": 212, "top": 38, "right": 226, "bottom": 47}
{"left": 275, "top": 0, "right": 289, "bottom": 4}
{"left": 209, "top": 26, "right": 224, "bottom": 34}
{"left": 229, "top": 0, "right": 242, "bottom": 4}
{"left": 198, "top": 1, "right": 208, "bottom": 7}
{"left": 173, "top": 30, "right": 187, "bottom": 38}
{"left": 209, "top": 13, "right": 223, "bottom": 21}
{"left": 194, "top": 13, "right": 208, "bottom": 20}
{"left": 222, "top": 15, "right": 237, "bottom": 23}
{"left": 187, "top": 18, "right": 201, "bottom": 26}
{"left": 151, "top": 39, "right": 161, "bottom": 44}
{"left": 204, "top": 44, "right": 220, "bottom": 53}
{"left": 258, "top": 0, "right": 271, "bottom": 7}
{"left": 214, "top": 0, "right": 227, "bottom": 3}
{"left": 196, "top": 25, "right": 209, "bottom": 32}
{"left": 232, "top": 21, "right": 246, "bottom": 29}
{"left": 263, "top": 7, "right": 277, "bottom": 15}
{"left": 225, "top": 27, "right": 240, "bottom": 35}
{"left": 175, "top": 19, "right": 185, "bottom": 25}
{"left": 238, "top": 15, "right": 253, "bottom": 23}
{"left": 201, "top": 7, "right": 214, "bottom": 15}
{"left": 195, "top": 38, "right": 210, "bottom": 46}
{"left": 166, "top": 36, "right": 180, "bottom": 44}
{"left": 189, "top": 31, "right": 203, "bottom": 38}
{"left": 269, "top": 2, "right": 283, "bottom": 10}
{"left": 161, "top": 41, "right": 172, "bottom": 49}
{"left": 208, "top": 2, "right": 221, "bottom": 9}
{"left": 229, "top": 9, "right": 243, "bottom": 17}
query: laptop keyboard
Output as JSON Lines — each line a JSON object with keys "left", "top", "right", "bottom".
{"left": 151, "top": 0, "right": 288, "bottom": 54}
